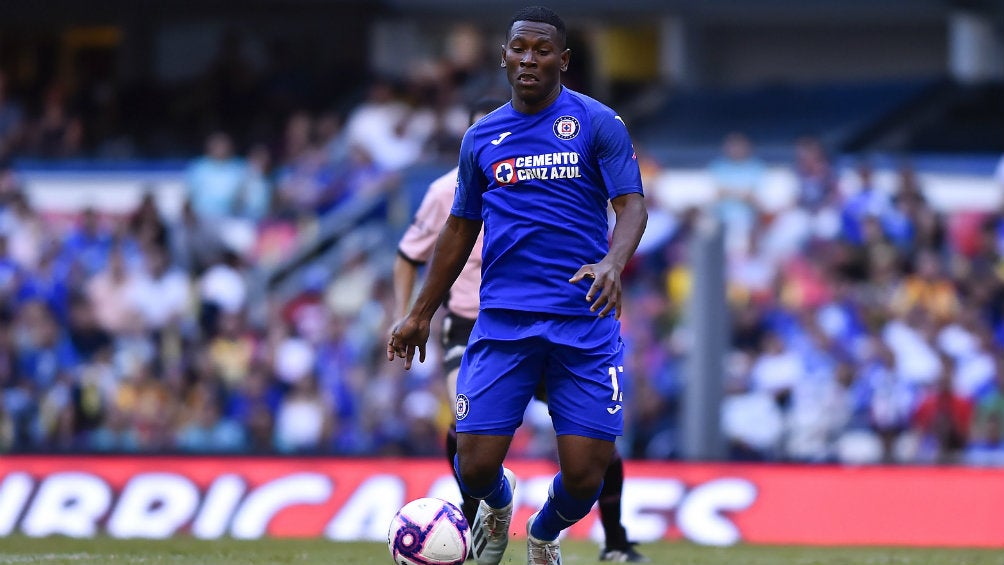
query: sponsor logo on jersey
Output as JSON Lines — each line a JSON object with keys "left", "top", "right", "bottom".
{"left": 455, "top": 394, "right": 471, "bottom": 420}
{"left": 492, "top": 159, "right": 517, "bottom": 185}
{"left": 490, "top": 152, "right": 582, "bottom": 185}
{"left": 553, "top": 115, "right": 580, "bottom": 140}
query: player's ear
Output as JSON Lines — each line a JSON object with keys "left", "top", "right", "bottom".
{"left": 560, "top": 48, "right": 571, "bottom": 72}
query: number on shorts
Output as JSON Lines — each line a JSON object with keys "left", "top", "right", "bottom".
{"left": 608, "top": 365, "right": 624, "bottom": 402}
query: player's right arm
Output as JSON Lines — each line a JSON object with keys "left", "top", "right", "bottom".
{"left": 387, "top": 214, "right": 481, "bottom": 369}
{"left": 392, "top": 254, "right": 420, "bottom": 320}
{"left": 387, "top": 130, "right": 486, "bottom": 370}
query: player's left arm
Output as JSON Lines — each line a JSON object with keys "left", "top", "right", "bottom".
{"left": 571, "top": 192, "right": 647, "bottom": 318}
{"left": 569, "top": 110, "right": 648, "bottom": 319}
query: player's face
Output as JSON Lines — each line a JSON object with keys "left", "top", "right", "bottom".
{"left": 502, "top": 21, "right": 569, "bottom": 113}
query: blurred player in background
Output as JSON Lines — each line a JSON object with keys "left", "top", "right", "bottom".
{"left": 388, "top": 6, "right": 648, "bottom": 565}
{"left": 392, "top": 98, "right": 648, "bottom": 563}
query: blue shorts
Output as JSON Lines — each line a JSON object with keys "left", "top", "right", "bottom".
{"left": 454, "top": 308, "right": 626, "bottom": 441}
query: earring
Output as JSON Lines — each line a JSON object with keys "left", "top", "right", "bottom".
{"left": 500, "top": 61, "right": 506, "bottom": 67}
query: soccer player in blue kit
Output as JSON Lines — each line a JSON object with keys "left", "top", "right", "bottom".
{"left": 388, "top": 5, "right": 647, "bottom": 565}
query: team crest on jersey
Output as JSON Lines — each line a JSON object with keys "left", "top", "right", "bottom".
{"left": 455, "top": 394, "right": 471, "bottom": 420}
{"left": 552, "top": 115, "right": 580, "bottom": 140}
{"left": 492, "top": 158, "right": 518, "bottom": 185}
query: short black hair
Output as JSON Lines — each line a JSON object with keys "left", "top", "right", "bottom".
{"left": 469, "top": 98, "right": 507, "bottom": 124}
{"left": 507, "top": 6, "right": 566, "bottom": 48}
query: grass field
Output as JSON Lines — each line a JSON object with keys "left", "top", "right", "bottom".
{"left": 1, "top": 537, "right": 1001, "bottom": 565}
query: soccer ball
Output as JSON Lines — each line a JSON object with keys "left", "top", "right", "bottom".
{"left": 387, "top": 497, "right": 471, "bottom": 565}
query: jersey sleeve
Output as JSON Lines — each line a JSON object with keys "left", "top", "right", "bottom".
{"left": 451, "top": 127, "right": 487, "bottom": 220}
{"left": 592, "top": 109, "right": 644, "bottom": 200}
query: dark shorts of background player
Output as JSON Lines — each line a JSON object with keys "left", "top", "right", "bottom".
{"left": 442, "top": 311, "right": 549, "bottom": 400}
{"left": 441, "top": 312, "right": 477, "bottom": 373}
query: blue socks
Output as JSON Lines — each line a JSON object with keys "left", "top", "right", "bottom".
{"left": 453, "top": 455, "right": 513, "bottom": 509}
{"left": 530, "top": 472, "right": 602, "bottom": 542}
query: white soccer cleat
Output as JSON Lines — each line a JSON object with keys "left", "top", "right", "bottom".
{"left": 526, "top": 511, "right": 562, "bottom": 565}
{"left": 470, "top": 467, "right": 516, "bottom": 565}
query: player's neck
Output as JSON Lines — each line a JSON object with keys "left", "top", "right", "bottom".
{"left": 511, "top": 85, "right": 563, "bottom": 115}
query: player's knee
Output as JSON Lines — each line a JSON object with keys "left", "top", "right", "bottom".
{"left": 456, "top": 453, "right": 501, "bottom": 490}
{"left": 560, "top": 466, "right": 605, "bottom": 499}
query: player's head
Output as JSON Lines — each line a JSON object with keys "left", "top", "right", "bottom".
{"left": 502, "top": 6, "right": 570, "bottom": 111}
{"left": 506, "top": 6, "right": 566, "bottom": 49}
{"left": 469, "top": 98, "right": 506, "bottom": 126}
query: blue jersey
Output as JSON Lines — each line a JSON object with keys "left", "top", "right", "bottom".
{"left": 452, "top": 88, "right": 644, "bottom": 315}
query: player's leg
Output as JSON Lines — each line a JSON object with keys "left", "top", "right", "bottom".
{"left": 442, "top": 314, "right": 480, "bottom": 528}
{"left": 526, "top": 314, "right": 626, "bottom": 564}
{"left": 454, "top": 309, "right": 542, "bottom": 565}
{"left": 531, "top": 434, "right": 615, "bottom": 537}
{"left": 597, "top": 449, "right": 649, "bottom": 562}
{"left": 446, "top": 425, "right": 479, "bottom": 527}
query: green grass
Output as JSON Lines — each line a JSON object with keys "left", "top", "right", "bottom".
{"left": 0, "top": 537, "right": 1001, "bottom": 565}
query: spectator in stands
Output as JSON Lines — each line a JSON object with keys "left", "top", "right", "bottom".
{"left": 708, "top": 132, "right": 766, "bottom": 253}
{"left": 88, "top": 405, "right": 140, "bottom": 452}
{"left": 16, "top": 300, "right": 77, "bottom": 393}
{"left": 273, "top": 374, "right": 329, "bottom": 453}
{"left": 115, "top": 362, "right": 175, "bottom": 450}
{"left": 0, "top": 72, "right": 24, "bottom": 159}
{"left": 86, "top": 246, "right": 141, "bottom": 334}
{"left": 69, "top": 354, "right": 116, "bottom": 445}
{"left": 793, "top": 136, "right": 838, "bottom": 214}
{"left": 316, "top": 109, "right": 350, "bottom": 167}
{"left": 237, "top": 143, "right": 274, "bottom": 221}
{"left": 3, "top": 191, "right": 50, "bottom": 272}
{"left": 65, "top": 293, "right": 112, "bottom": 363}
{"left": 343, "top": 78, "right": 429, "bottom": 171}
{"left": 274, "top": 122, "right": 338, "bottom": 217}
{"left": 185, "top": 131, "right": 247, "bottom": 220}
{"left": 175, "top": 389, "right": 247, "bottom": 453}
{"left": 890, "top": 250, "right": 960, "bottom": 323}
{"left": 61, "top": 207, "right": 113, "bottom": 277}
{"left": 127, "top": 190, "right": 170, "bottom": 252}
{"left": 225, "top": 364, "right": 279, "bottom": 451}
{"left": 910, "top": 358, "right": 972, "bottom": 464}
{"left": 855, "top": 335, "right": 912, "bottom": 462}
{"left": 170, "top": 198, "right": 225, "bottom": 274}
{"left": 0, "top": 235, "right": 20, "bottom": 307}
{"left": 315, "top": 313, "right": 364, "bottom": 452}
{"left": 129, "top": 245, "right": 192, "bottom": 334}
{"left": 721, "top": 379, "right": 784, "bottom": 461}
{"left": 966, "top": 368, "right": 1004, "bottom": 465}
{"left": 207, "top": 311, "right": 257, "bottom": 388}
{"left": 840, "top": 159, "right": 892, "bottom": 246}
{"left": 25, "top": 84, "right": 83, "bottom": 159}
{"left": 198, "top": 250, "right": 248, "bottom": 337}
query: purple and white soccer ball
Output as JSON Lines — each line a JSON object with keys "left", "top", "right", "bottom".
{"left": 387, "top": 497, "right": 471, "bottom": 565}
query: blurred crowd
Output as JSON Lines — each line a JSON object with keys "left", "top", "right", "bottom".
{"left": 0, "top": 52, "right": 508, "bottom": 455}
{"left": 2, "top": 47, "right": 1004, "bottom": 466}
{"left": 624, "top": 134, "right": 1004, "bottom": 466}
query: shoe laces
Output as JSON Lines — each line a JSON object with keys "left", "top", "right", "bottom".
{"left": 483, "top": 506, "right": 511, "bottom": 541}
{"left": 528, "top": 538, "right": 561, "bottom": 565}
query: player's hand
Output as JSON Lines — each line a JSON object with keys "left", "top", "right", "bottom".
{"left": 569, "top": 260, "right": 623, "bottom": 319}
{"left": 386, "top": 315, "right": 430, "bottom": 370}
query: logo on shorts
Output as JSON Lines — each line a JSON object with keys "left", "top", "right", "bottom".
{"left": 455, "top": 394, "right": 471, "bottom": 420}
{"left": 553, "top": 115, "right": 580, "bottom": 140}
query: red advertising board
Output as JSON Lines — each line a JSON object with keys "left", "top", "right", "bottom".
{"left": 0, "top": 457, "right": 1001, "bottom": 547}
